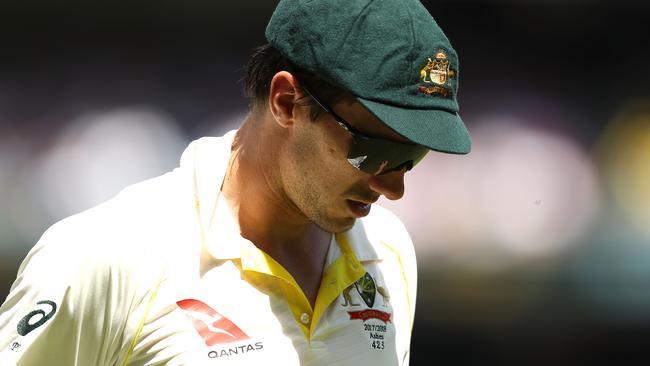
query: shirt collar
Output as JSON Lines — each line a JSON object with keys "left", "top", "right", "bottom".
{"left": 343, "top": 219, "right": 383, "bottom": 262}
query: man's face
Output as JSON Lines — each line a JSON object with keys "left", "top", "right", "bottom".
{"left": 279, "top": 96, "right": 411, "bottom": 234}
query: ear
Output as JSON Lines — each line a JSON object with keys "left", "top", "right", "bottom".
{"left": 269, "top": 71, "right": 301, "bottom": 128}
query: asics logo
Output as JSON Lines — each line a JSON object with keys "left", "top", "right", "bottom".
{"left": 176, "top": 299, "right": 249, "bottom": 346}
{"left": 17, "top": 300, "right": 57, "bottom": 336}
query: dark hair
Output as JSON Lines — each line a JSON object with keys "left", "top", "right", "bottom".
{"left": 243, "top": 43, "right": 347, "bottom": 120}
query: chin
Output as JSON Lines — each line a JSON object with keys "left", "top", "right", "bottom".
{"left": 315, "top": 216, "right": 356, "bottom": 234}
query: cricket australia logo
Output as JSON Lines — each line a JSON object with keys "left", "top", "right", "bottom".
{"left": 355, "top": 272, "right": 377, "bottom": 308}
{"left": 418, "top": 49, "right": 455, "bottom": 97}
{"left": 343, "top": 272, "right": 392, "bottom": 324}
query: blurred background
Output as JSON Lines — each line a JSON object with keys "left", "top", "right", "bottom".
{"left": 1, "top": 0, "right": 649, "bottom": 364}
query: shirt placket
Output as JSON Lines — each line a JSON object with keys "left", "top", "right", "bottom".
{"left": 238, "top": 234, "right": 366, "bottom": 342}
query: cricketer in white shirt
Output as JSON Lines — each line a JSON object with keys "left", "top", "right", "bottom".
{"left": 0, "top": 130, "right": 417, "bottom": 365}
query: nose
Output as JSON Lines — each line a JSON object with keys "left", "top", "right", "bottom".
{"left": 368, "top": 169, "right": 406, "bottom": 201}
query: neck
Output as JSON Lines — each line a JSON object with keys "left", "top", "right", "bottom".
{"left": 221, "top": 112, "right": 331, "bottom": 258}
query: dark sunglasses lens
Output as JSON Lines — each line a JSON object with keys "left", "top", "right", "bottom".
{"left": 347, "top": 136, "right": 428, "bottom": 174}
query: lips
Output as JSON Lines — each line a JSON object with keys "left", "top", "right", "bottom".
{"left": 346, "top": 199, "right": 372, "bottom": 218}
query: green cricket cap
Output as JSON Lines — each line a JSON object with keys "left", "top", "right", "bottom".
{"left": 265, "top": 0, "right": 471, "bottom": 154}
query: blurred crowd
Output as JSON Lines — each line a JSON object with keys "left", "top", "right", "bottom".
{"left": 1, "top": 0, "right": 649, "bottom": 363}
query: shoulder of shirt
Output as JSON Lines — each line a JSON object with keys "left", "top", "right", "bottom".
{"left": 47, "top": 168, "right": 186, "bottom": 243}
{"left": 26, "top": 165, "right": 197, "bottom": 291}
{"left": 29, "top": 133, "right": 233, "bottom": 286}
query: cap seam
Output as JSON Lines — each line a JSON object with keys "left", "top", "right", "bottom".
{"left": 332, "top": 0, "right": 377, "bottom": 77}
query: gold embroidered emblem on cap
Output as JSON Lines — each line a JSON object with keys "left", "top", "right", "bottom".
{"left": 418, "top": 49, "right": 455, "bottom": 97}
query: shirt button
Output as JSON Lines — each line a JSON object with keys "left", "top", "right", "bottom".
{"left": 300, "top": 313, "right": 310, "bottom": 324}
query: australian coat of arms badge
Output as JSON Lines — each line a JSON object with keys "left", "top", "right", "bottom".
{"left": 418, "top": 49, "right": 455, "bottom": 97}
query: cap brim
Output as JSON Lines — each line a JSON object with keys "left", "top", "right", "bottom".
{"left": 357, "top": 98, "right": 472, "bottom": 154}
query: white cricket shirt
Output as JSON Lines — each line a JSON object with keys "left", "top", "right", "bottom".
{"left": 0, "top": 131, "right": 417, "bottom": 365}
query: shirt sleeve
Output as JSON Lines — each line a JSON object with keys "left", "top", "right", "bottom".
{"left": 0, "top": 219, "right": 127, "bottom": 366}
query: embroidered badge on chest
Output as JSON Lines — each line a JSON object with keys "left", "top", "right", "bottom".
{"left": 355, "top": 272, "right": 377, "bottom": 308}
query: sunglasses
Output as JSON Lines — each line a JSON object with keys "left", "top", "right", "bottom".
{"left": 299, "top": 82, "right": 428, "bottom": 175}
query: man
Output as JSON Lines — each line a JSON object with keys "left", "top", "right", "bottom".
{"left": 0, "top": 0, "right": 470, "bottom": 364}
